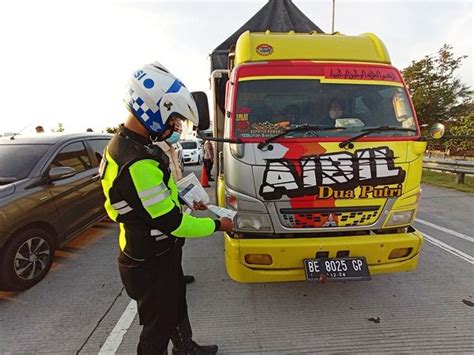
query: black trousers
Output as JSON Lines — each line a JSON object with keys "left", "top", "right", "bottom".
{"left": 203, "top": 159, "right": 213, "bottom": 178}
{"left": 118, "top": 246, "right": 187, "bottom": 354}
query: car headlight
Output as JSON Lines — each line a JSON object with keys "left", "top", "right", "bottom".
{"left": 236, "top": 213, "right": 272, "bottom": 232}
{"left": 191, "top": 151, "right": 197, "bottom": 155}
{"left": 385, "top": 209, "right": 415, "bottom": 227}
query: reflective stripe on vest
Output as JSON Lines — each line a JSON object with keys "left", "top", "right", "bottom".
{"left": 142, "top": 189, "right": 171, "bottom": 207}
{"left": 138, "top": 183, "right": 167, "bottom": 198}
{"left": 129, "top": 159, "right": 176, "bottom": 218}
{"left": 111, "top": 200, "right": 133, "bottom": 215}
{"left": 151, "top": 229, "right": 168, "bottom": 241}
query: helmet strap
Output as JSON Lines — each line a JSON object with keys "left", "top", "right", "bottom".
{"left": 152, "top": 121, "right": 174, "bottom": 142}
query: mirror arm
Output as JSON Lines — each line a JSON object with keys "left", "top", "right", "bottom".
{"left": 198, "top": 136, "right": 244, "bottom": 144}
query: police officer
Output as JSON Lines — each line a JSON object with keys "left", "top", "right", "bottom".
{"left": 100, "top": 62, "right": 234, "bottom": 354}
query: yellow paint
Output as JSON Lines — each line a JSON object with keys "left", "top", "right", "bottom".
{"left": 217, "top": 175, "right": 225, "bottom": 207}
{"left": 225, "top": 230, "right": 423, "bottom": 283}
{"left": 234, "top": 31, "right": 391, "bottom": 67}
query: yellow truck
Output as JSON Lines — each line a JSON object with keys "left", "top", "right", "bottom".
{"left": 202, "top": 30, "right": 426, "bottom": 283}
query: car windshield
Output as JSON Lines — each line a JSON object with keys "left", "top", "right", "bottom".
{"left": 0, "top": 144, "right": 51, "bottom": 181}
{"left": 181, "top": 141, "right": 197, "bottom": 149}
{"left": 234, "top": 79, "right": 417, "bottom": 138}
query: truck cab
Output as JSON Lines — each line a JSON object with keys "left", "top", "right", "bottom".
{"left": 213, "top": 31, "right": 426, "bottom": 282}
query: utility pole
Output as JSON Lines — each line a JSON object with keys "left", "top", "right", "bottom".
{"left": 332, "top": 0, "right": 336, "bottom": 33}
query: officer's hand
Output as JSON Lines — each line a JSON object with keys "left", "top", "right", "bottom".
{"left": 218, "top": 217, "right": 234, "bottom": 232}
{"left": 193, "top": 200, "right": 207, "bottom": 210}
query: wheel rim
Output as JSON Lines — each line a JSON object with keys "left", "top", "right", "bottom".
{"left": 14, "top": 236, "right": 51, "bottom": 280}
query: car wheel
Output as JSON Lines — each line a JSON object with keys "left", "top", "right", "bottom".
{"left": 0, "top": 227, "right": 55, "bottom": 291}
{"left": 198, "top": 156, "right": 203, "bottom": 165}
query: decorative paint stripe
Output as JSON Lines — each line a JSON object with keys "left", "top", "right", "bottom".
{"left": 237, "top": 75, "right": 403, "bottom": 87}
{"left": 237, "top": 62, "right": 403, "bottom": 83}
{"left": 167, "top": 79, "right": 182, "bottom": 93}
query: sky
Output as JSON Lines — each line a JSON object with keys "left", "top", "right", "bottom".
{"left": 0, "top": 0, "right": 472, "bottom": 134}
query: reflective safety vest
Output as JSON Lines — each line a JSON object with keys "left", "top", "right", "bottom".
{"left": 100, "top": 126, "right": 217, "bottom": 261}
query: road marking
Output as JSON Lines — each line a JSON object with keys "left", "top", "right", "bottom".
{"left": 423, "top": 233, "right": 474, "bottom": 265}
{"left": 98, "top": 300, "right": 137, "bottom": 354}
{"left": 415, "top": 218, "right": 474, "bottom": 243}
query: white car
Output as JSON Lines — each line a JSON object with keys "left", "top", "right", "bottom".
{"left": 181, "top": 140, "right": 202, "bottom": 165}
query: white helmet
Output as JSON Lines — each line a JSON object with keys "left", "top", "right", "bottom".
{"left": 125, "top": 62, "right": 199, "bottom": 135}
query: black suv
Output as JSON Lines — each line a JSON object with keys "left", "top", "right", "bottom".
{"left": 0, "top": 133, "right": 112, "bottom": 291}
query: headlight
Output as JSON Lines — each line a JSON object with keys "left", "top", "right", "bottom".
{"left": 385, "top": 209, "right": 415, "bottom": 227}
{"left": 236, "top": 213, "right": 272, "bottom": 232}
{"left": 191, "top": 151, "right": 197, "bottom": 155}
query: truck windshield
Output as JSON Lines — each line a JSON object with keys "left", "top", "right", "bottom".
{"left": 0, "top": 144, "right": 51, "bottom": 181}
{"left": 233, "top": 79, "right": 416, "bottom": 139}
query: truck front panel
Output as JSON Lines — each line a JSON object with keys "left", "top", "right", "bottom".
{"left": 220, "top": 60, "right": 425, "bottom": 282}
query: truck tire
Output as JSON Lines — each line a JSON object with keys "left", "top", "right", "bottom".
{"left": 0, "top": 227, "right": 55, "bottom": 291}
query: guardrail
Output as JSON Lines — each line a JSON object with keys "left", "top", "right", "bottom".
{"left": 423, "top": 157, "right": 474, "bottom": 184}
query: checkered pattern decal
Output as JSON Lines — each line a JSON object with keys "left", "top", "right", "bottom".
{"left": 281, "top": 208, "right": 381, "bottom": 228}
{"left": 129, "top": 88, "right": 162, "bottom": 131}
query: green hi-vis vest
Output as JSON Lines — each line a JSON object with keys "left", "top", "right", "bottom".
{"left": 100, "top": 129, "right": 216, "bottom": 261}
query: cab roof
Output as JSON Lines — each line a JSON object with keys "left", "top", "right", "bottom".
{"left": 234, "top": 31, "right": 391, "bottom": 67}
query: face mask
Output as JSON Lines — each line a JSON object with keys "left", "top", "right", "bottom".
{"left": 166, "top": 131, "right": 181, "bottom": 144}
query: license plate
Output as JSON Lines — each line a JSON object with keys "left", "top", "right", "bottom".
{"left": 303, "top": 257, "right": 371, "bottom": 281}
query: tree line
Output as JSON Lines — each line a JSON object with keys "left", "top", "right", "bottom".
{"left": 402, "top": 44, "right": 473, "bottom": 154}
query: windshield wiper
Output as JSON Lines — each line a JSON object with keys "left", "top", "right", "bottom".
{"left": 257, "top": 124, "right": 347, "bottom": 150}
{"left": 339, "top": 126, "right": 418, "bottom": 149}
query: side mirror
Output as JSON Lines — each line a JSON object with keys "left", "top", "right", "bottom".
{"left": 49, "top": 167, "right": 76, "bottom": 181}
{"left": 429, "top": 123, "right": 445, "bottom": 139}
{"left": 191, "top": 91, "right": 210, "bottom": 131}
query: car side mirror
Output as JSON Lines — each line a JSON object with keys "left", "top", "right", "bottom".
{"left": 49, "top": 167, "right": 76, "bottom": 181}
{"left": 429, "top": 123, "right": 445, "bottom": 139}
{"left": 191, "top": 91, "right": 210, "bottom": 131}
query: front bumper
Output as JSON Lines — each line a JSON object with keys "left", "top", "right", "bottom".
{"left": 183, "top": 155, "right": 199, "bottom": 164}
{"left": 224, "top": 229, "right": 423, "bottom": 283}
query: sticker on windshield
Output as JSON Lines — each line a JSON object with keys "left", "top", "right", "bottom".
{"left": 238, "top": 121, "right": 285, "bottom": 138}
{"left": 237, "top": 120, "right": 250, "bottom": 133}
{"left": 324, "top": 66, "right": 400, "bottom": 82}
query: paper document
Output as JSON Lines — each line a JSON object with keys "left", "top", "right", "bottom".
{"left": 175, "top": 173, "right": 210, "bottom": 208}
{"left": 207, "top": 205, "right": 237, "bottom": 220}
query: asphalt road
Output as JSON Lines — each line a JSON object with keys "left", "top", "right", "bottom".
{"left": 1, "top": 164, "right": 473, "bottom": 354}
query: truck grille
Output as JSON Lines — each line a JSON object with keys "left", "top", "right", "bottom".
{"left": 280, "top": 206, "right": 381, "bottom": 228}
